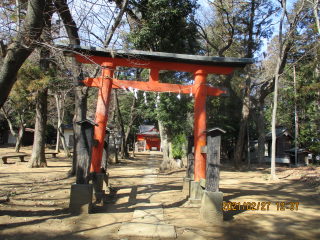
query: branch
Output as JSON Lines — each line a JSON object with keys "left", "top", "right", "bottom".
{"left": 53, "top": 0, "right": 80, "bottom": 45}
{"left": 0, "top": 0, "right": 46, "bottom": 108}
{"left": 104, "top": 0, "right": 129, "bottom": 48}
{"left": 2, "top": 107, "right": 18, "bottom": 139}
{"left": 0, "top": 40, "right": 6, "bottom": 57}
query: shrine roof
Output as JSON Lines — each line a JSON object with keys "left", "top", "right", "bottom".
{"left": 265, "top": 126, "right": 294, "bottom": 140}
{"left": 57, "top": 44, "right": 254, "bottom": 70}
{"left": 137, "top": 132, "right": 160, "bottom": 136}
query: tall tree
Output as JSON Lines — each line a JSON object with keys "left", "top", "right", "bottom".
{"left": 199, "top": 0, "right": 277, "bottom": 169}
{"left": 122, "top": 0, "right": 200, "bottom": 170}
{"left": 53, "top": 0, "right": 88, "bottom": 174}
{"left": 28, "top": 1, "right": 53, "bottom": 168}
{"left": 0, "top": 0, "right": 46, "bottom": 108}
{"left": 270, "top": 0, "right": 287, "bottom": 180}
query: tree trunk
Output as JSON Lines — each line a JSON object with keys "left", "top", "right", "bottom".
{"left": 257, "top": 113, "right": 266, "bottom": 164}
{"left": 168, "top": 135, "right": 173, "bottom": 159}
{"left": 158, "top": 119, "right": 169, "bottom": 171}
{"left": 0, "top": 0, "right": 46, "bottom": 108}
{"left": 14, "top": 125, "right": 24, "bottom": 153}
{"left": 312, "top": 0, "right": 320, "bottom": 35}
{"left": 158, "top": 120, "right": 181, "bottom": 172}
{"left": 55, "top": 126, "right": 60, "bottom": 153}
{"left": 28, "top": 89, "right": 47, "bottom": 168}
{"left": 234, "top": 0, "right": 255, "bottom": 170}
{"left": 250, "top": 101, "right": 267, "bottom": 164}
{"left": 234, "top": 67, "right": 251, "bottom": 170}
{"left": 247, "top": 121, "right": 250, "bottom": 168}
{"left": 270, "top": 0, "right": 287, "bottom": 181}
{"left": 53, "top": 0, "right": 88, "bottom": 175}
{"left": 124, "top": 95, "right": 137, "bottom": 156}
{"left": 54, "top": 94, "right": 70, "bottom": 157}
{"left": 114, "top": 89, "right": 127, "bottom": 158}
{"left": 27, "top": 2, "right": 52, "bottom": 168}
{"left": 2, "top": 107, "right": 25, "bottom": 152}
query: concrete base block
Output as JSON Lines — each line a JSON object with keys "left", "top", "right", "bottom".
{"left": 92, "top": 173, "right": 105, "bottom": 202}
{"left": 190, "top": 181, "right": 202, "bottom": 200}
{"left": 69, "top": 184, "right": 93, "bottom": 214}
{"left": 200, "top": 191, "right": 223, "bottom": 224}
{"left": 182, "top": 177, "right": 191, "bottom": 196}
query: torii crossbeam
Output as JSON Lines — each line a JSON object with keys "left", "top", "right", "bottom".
{"left": 60, "top": 44, "right": 254, "bottom": 182}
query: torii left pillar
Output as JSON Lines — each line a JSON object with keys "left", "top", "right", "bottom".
{"left": 189, "top": 69, "right": 207, "bottom": 201}
{"left": 193, "top": 69, "right": 207, "bottom": 182}
{"left": 91, "top": 62, "right": 115, "bottom": 201}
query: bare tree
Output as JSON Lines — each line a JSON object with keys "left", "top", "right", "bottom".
{"left": 53, "top": 0, "right": 130, "bottom": 174}
{"left": 1, "top": 106, "right": 25, "bottom": 152}
{"left": 54, "top": 88, "right": 72, "bottom": 157}
{"left": 270, "top": 0, "right": 306, "bottom": 180}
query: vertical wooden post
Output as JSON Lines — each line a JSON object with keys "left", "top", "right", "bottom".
{"left": 186, "top": 135, "right": 194, "bottom": 179}
{"left": 193, "top": 69, "right": 207, "bottom": 182}
{"left": 205, "top": 128, "right": 225, "bottom": 192}
{"left": 101, "top": 129, "right": 110, "bottom": 173}
{"left": 90, "top": 62, "right": 115, "bottom": 173}
{"left": 206, "top": 135, "right": 221, "bottom": 192}
{"left": 76, "top": 120, "right": 98, "bottom": 184}
{"left": 149, "top": 68, "right": 159, "bottom": 83}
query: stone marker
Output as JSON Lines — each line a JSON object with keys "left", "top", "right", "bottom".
{"left": 200, "top": 191, "right": 223, "bottom": 224}
{"left": 69, "top": 184, "right": 93, "bottom": 214}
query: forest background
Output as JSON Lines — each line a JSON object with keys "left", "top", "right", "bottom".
{"left": 0, "top": 0, "right": 319, "bottom": 178}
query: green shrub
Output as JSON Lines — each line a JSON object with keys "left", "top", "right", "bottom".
{"left": 172, "top": 133, "right": 187, "bottom": 159}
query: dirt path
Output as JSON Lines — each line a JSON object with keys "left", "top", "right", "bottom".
{"left": 0, "top": 145, "right": 320, "bottom": 240}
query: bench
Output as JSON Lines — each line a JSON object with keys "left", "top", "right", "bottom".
{"left": 45, "top": 152, "right": 58, "bottom": 158}
{"left": 1, "top": 153, "right": 29, "bottom": 164}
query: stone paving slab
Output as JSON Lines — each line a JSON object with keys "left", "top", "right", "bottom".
{"left": 132, "top": 203, "right": 164, "bottom": 224}
{"left": 118, "top": 152, "right": 177, "bottom": 238}
{"left": 118, "top": 222, "right": 177, "bottom": 239}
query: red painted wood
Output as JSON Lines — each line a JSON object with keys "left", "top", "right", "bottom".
{"left": 149, "top": 68, "right": 159, "bottom": 83}
{"left": 90, "top": 62, "right": 115, "bottom": 173}
{"left": 75, "top": 54, "right": 234, "bottom": 75}
{"left": 82, "top": 78, "right": 226, "bottom": 96}
{"left": 78, "top": 53, "right": 232, "bottom": 181}
{"left": 193, "top": 70, "right": 207, "bottom": 181}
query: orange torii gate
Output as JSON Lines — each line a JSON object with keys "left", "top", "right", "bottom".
{"left": 62, "top": 45, "right": 253, "bottom": 182}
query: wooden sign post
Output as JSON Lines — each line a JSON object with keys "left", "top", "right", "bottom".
{"left": 200, "top": 127, "right": 226, "bottom": 224}
{"left": 205, "top": 127, "right": 226, "bottom": 192}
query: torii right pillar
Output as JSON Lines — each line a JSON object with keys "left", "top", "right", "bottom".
{"left": 193, "top": 69, "right": 207, "bottom": 182}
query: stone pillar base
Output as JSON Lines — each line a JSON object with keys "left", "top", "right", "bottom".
{"left": 182, "top": 177, "right": 191, "bottom": 196}
{"left": 190, "top": 173, "right": 194, "bottom": 181}
{"left": 200, "top": 191, "right": 223, "bottom": 224}
{"left": 69, "top": 184, "right": 93, "bottom": 214}
{"left": 189, "top": 181, "right": 202, "bottom": 202}
{"left": 92, "top": 173, "right": 105, "bottom": 202}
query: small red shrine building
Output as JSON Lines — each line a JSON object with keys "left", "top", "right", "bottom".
{"left": 136, "top": 125, "right": 161, "bottom": 151}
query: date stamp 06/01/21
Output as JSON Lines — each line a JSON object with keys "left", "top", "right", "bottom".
{"left": 223, "top": 202, "right": 300, "bottom": 211}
